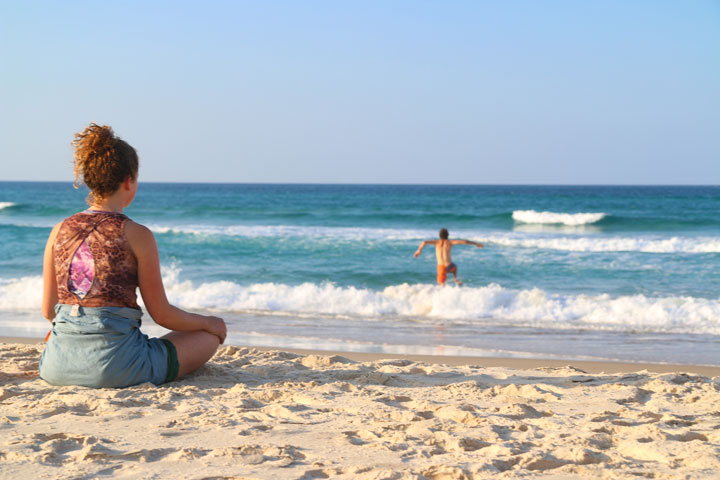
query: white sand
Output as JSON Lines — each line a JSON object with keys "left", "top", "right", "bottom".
{"left": 1, "top": 342, "right": 719, "bottom": 479}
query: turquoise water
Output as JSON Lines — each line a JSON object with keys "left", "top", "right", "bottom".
{"left": 1, "top": 182, "right": 719, "bottom": 365}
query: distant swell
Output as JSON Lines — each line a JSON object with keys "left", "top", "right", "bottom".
{"left": 146, "top": 224, "right": 720, "bottom": 254}
{"left": 149, "top": 224, "right": 429, "bottom": 241}
{"left": 2, "top": 269, "right": 718, "bottom": 335}
{"left": 513, "top": 210, "right": 606, "bottom": 225}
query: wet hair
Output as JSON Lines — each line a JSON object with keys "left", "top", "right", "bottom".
{"left": 439, "top": 228, "right": 449, "bottom": 239}
{"left": 71, "top": 123, "right": 138, "bottom": 205}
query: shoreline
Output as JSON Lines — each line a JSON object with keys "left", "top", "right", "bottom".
{"left": 4, "top": 335, "right": 719, "bottom": 376}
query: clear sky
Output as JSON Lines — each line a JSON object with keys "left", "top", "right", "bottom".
{"left": 1, "top": 1, "right": 718, "bottom": 184}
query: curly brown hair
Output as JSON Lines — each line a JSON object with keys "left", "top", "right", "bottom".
{"left": 71, "top": 123, "right": 139, "bottom": 205}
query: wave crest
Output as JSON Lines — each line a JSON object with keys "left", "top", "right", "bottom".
{"left": 513, "top": 210, "right": 606, "bottom": 225}
{"left": 0, "top": 202, "right": 17, "bottom": 211}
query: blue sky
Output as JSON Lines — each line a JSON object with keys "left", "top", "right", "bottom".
{"left": 1, "top": 1, "right": 718, "bottom": 184}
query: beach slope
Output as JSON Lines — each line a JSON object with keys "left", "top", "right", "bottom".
{"left": 1, "top": 342, "right": 719, "bottom": 479}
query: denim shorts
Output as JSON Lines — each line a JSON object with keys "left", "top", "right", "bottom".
{"left": 40, "top": 304, "right": 179, "bottom": 388}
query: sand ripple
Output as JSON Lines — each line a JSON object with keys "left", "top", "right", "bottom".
{"left": 1, "top": 343, "right": 719, "bottom": 478}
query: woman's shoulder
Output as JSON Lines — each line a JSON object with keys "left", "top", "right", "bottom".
{"left": 124, "top": 219, "right": 153, "bottom": 237}
{"left": 124, "top": 220, "right": 155, "bottom": 245}
{"left": 124, "top": 220, "right": 158, "bottom": 258}
{"left": 47, "top": 220, "right": 64, "bottom": 243}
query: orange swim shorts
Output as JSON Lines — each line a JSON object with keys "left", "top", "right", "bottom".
{"left": 436, "top": 263, "right": 457, "bottom": 284}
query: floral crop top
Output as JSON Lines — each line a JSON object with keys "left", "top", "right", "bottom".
{"left": 54, "top": 211, "right": 139, "bottom": 309}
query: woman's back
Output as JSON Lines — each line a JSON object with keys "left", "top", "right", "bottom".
{"left": 54, "top": 211, "right": 139, "bottom": 309}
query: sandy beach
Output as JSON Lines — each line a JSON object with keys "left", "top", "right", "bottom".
{"left": 1, "top": 339, "right": 719, "bottom": 479}
{"left": 4, "top": 0, "right": 719, "bottom": 477}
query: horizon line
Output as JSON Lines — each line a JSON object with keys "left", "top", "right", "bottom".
{"left": 2, "top": 180, "right": 719, "bottom": 188}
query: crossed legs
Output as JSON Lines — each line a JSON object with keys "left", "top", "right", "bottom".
{"left": 161, "top": 330, "right": 221, "bottom": 379}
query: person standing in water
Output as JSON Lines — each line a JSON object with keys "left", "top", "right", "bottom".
{"left": 40, "top": 123, "right": 227, "bottom": 388}
{"left": 413, "top": 228, "right": 483, "bottom": 286}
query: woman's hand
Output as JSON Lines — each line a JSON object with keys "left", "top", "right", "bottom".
{"left": 205, "top": 316, "right": 227, "bottom": 344}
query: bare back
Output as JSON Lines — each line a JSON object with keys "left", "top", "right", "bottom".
{"left": 435, "top": 239, "right": 453, "bottom": 266}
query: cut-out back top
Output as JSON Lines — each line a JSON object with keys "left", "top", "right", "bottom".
{"left": 54, "top": 211, "right": 140, "bottom": 309}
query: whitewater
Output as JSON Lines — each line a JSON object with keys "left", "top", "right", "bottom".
{"left": 2, "top": 267, "right": 719, "bottom": 335}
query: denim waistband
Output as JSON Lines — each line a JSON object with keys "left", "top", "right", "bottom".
{"left": 55, "top": 304, "right": 143, "bottom": 320}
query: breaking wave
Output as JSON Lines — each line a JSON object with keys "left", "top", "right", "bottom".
{"left": 2, "top": 268, "right": 718, "bottom": 335}
{"left": 512, "top": 210, "right": 606, "bottom": 225}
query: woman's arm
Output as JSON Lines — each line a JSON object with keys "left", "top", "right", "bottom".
{"left": 125, "top": 221, "right": 226, "bottom": 343}
{"left": 41, "top": 223, "right": 62, "bottom": 321}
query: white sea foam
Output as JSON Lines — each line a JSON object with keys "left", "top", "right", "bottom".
{"left": 0, "top": 202, "right": 17, "bottom": 210}
{"left": 160, "top": 277, "right": 720, "bottom": 335}
{"left": 513, "top": 210, "right": 606, "bottom": 225}
{"left": 0, "top": 276, "right": 44, "bottom": 310}
{"left": 484, "top": 233, "right": 720, "bottom": 253}
{"left": 147, "top": 223, "right": 720, "bottom": 254}
{"left": 4, "top": 268, "right": 716, "bottom": 334}
{"left": 148, "top": 224, "right": 430, "bottom": 241}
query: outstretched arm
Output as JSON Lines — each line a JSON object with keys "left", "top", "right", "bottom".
{"left": 451, "top": 239, "right": 484, "bottom": 248}
{"left": 414, "top": 240, "right": 436, "bottom": 258}
{"left": 126, "top": 221, "right": 227, "bottom": 343}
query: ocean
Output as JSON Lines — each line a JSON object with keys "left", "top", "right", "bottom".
{"left": 1, "top": 182, "right": 719, "bottom": 365}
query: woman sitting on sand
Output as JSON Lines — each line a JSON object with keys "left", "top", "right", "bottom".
{"left": 40, "top": 123, "right": 226, "bottom": 388}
